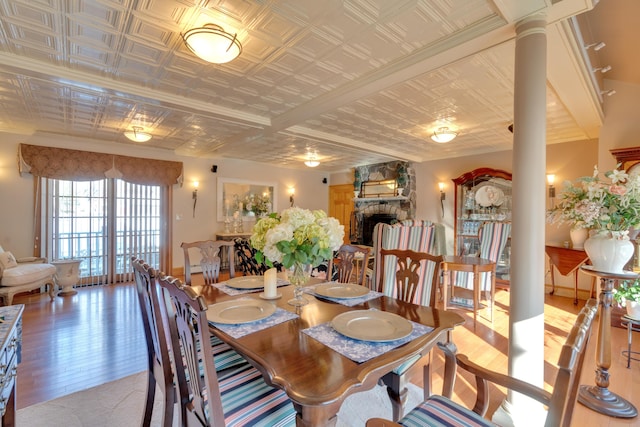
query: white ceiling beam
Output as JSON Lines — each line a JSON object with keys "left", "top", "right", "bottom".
{"left": 0, "top": 52, "right": 271, "bottom": 129}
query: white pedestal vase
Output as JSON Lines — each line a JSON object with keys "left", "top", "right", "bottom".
{"left": 570, "top": 227, "right": 589, "bottom": 249}
{"left": 52, "top": 259, "right": 82, "bottom": 297}
{"left": 584, "top": 231, "right": 634, "bottom": 274}
{"left": 626, "top": 300, "right": 640, "bottom": 320}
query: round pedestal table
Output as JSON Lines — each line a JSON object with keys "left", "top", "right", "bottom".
{"left": 52, "top": 259, "right": 82, "bottom": 297}
{"left": 578, "top": 266, "right": 638, "bottom": 418}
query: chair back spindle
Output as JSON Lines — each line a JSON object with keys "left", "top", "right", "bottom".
{"left": 328, "top": 244, "right": 371, "bottom": 286}
{"left": 181, "top": 240, "right": 235, "bottom": 285}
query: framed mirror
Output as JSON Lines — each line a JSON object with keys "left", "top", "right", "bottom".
{"left": 217, "top": 178, "right": 277, "bottom": 221}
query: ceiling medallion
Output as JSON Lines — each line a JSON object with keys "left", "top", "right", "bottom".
{"left": 431, "top": 127, "right": 458, "bottom": 143}
{"left": 181, "top": 24, "right": 242, "bottom": 64}
{"left": 124, "top": 126, "right": 152, "bottom": 143}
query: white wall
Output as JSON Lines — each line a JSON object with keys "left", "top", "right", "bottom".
{"left": 0, "top": 133, "right": 329, "bottom": 270}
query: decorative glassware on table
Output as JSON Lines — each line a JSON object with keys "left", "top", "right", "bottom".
{"left": 287, "top": 262, "right": 313, "bottom": 306}
{"left": 249, "top": 207, "right": 345, "bottom": 307}
{"left": 547, "top": 164, "right": 640, "bottom": 274}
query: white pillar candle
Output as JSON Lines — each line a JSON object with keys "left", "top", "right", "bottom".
{"left": 264, "top": 268, "right": 277, "bottom": 298}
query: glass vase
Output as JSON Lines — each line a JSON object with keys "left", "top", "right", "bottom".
{"left": 287, "top": 262, "right": 312, "bottom": 306}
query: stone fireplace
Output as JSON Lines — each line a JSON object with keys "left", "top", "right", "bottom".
{"left": 351, "top": 161, "right": 415, "bottom": 245}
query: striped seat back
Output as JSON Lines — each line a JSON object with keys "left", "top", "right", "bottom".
{"left": 479, "top": 222, "right": 511, "bottom": 262}
{"left": 455, "top": 222, "right": 511, "bottom": 291}
{"left": 372, "top": 220, "right": 437, "bottom": 305}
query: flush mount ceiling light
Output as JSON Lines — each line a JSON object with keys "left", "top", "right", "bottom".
{"left": 431, "top": 127, "right": 458, "bottom": 143}
{"left": 181, "top": 23, "right": 242, "bottom": 64}
{"left": 304, "top": 153, "right": 320, "bottom": 167}
{"left": 124, "top": 126, "right": 152, "bottom": 143}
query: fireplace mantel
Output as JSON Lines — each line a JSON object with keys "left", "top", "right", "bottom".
{"left": 355, "top": 196, "right": 408, "bottom": 203}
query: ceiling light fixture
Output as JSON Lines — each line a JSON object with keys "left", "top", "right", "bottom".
{"left": 304, "top": 153, "right": 320, "bottom": 167}
{"left": 585, "top": 41, "right": 606, "bottom": 51}
{"left": 124, "top": 126, "right": 152, "bottom": 142}
{"left": 431, "top": 127, "right": 458, "bottom": 143}
{"left": 181, "top": 23, "right": 242, "bottom": 64}
{"left": 593, "top": 65, "right": 612, "bottom": 74}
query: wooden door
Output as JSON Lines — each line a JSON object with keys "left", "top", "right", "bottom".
{"left": 329, "top": 184, "right": 354, "bottom": 244}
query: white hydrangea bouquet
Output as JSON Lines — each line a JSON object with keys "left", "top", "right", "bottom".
{"left": 250, "top": 207, "right": 344, "bottom": 305}
{"left": 250, "top": 207, "right": 344, "bottom": 271}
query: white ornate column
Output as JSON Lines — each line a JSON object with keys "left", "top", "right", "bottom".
{"left": 493, "top": 14, "right": 548, "bottom": 426}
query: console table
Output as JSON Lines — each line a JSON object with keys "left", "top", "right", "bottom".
{"left": 545, "top": 245, "right": 595, "bottom": 304}
{"left": 0, "top": 304, "right": 23, "bottom": 427}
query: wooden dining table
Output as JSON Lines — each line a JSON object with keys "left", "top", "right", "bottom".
{"left": 194, "top": 281, "right": 465, "bottom": 427}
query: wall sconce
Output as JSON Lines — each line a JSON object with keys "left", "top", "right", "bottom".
{"left": 438, "top": 182, "right": 446, "bottom": 201}
{"left": 547, "top": 174, "right": 555, "bottom": 208}
{"left": 288, "top": 187, "right": 295, "bottom": 207}
{"left": 192, "top": 181, "right": 199, "bottom": 218}
{"left": 438, "top": 182, "right": 446, "bottom": 216}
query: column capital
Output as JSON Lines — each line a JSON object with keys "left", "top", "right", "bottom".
{"left": 515, "top": 13, "right": 547, "bottom": 39}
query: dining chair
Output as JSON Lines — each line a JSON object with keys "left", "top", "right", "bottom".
{"left": 155, "top": 273, "right": 297, "bottom": 426}
{"left": 449, "top": 221, "right": 511, "bottom": 320}
{"left": 233, "top": 237, "right": 283, "bottom": 275}
{"left": 378, "top": 248, "right": 444, "bottom": 422}
{"left": 181, "top": 240, "right": 235, "bottom": 285}
{"left": 379, "top": 248, "right": 443, "bottom": 307}
{"left": 131, "top": 257, "right": 174, "bottom": 427}
{"left": 327, "top": 244, "right": 372, "bottom": 286}
{"left": 366, "top": 298, "right": 598, "bottom": 427}
{"left": 371, "top": 220, "right": 442, "bottom": 293}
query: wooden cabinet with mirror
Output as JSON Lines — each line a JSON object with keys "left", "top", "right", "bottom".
{"left": 453, "top": 168, "right": 513, "bottom": 287}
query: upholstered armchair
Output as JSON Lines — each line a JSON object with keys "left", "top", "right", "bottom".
{"left": 0, "top": 245, "right": 56, "bottom": 305}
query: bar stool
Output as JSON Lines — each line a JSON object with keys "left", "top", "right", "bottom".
{"left": 621, "top": 314, "right": 640, "bottom": 368}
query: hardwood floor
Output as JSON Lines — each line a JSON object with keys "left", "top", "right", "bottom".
{"left": 14, "top": 281, "right": 640, "bottom": 426}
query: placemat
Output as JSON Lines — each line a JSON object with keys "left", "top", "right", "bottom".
{"left": 209, "top": 307, "right": 298, "bottom": 339}
{"left": 304, "top": 282, "right": 383, "bottom": 307}
{"left": 214, "top": 277, "right": 290, "bottom": 296}
{"left": 302, "top": 315, "right": 433, "bottom": 363}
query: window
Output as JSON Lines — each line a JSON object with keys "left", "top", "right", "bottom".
{"left": 42, "top": 178, "right": 161, "bottom": 285}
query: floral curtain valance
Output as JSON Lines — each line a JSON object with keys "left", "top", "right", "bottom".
{"left": 18, "top": 144, "right": 183, "bottom": 186}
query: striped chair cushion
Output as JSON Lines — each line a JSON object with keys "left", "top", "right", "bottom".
{"left": 215, "top": 363, "right": 296, "bottom": 426}
{"left": 211, "top": 334, "right": 248, "bottom": 372}
{"left": 372, "top": 220, "right": 437, "bottom": 306}
{"left": 399, "top": 395, "right": 494, "bottom": 427}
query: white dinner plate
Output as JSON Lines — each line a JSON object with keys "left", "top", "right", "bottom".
{"left": 225, "top": 276, "right": 265, "bottom": 290}
{"left": 475, "top": 185, "right": 504, "bottom": 207}
{"left": 331, "top": 310, "right": 413, "bottom": 342}
{"left": 314, "top": 283, "right": 370, "bottom": 299}
{"left": 207, "top": 299, "right": 276, "bottom": 324}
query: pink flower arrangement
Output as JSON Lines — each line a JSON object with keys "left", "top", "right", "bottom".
{"left": 547, "top": 165, "right": 640, "bottom": 233}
